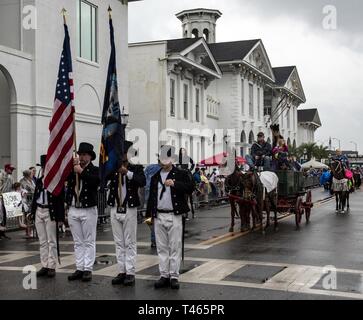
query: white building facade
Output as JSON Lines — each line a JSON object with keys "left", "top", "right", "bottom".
{"left": 297, "top": 109, "right": 322, "bottom": 146}
{"left": 0, "top": 0, "right": 140, "bottom": 178}
{"left": 128, "top": 8, "right": 309, "bottom": 164}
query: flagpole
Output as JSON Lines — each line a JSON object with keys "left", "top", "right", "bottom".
{"left": 108, "top": 5, "right": 122, "bottom": 212}
{"left": 62, "top": 8, "right": 80, "bottom": 207}
{"left": 108, "top": 5, "right": 112, "bottom": 19}
{"left": 111, "top": 5, "right": 123, "bottom": 212}
{"left": 61, "top": 8, "right": 66, "bottom": 24}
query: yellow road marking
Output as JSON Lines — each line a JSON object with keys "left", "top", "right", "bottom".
{"left": 197, "top": 197, "right": 334, "bottom": 247}
{"left": 199, "top": 212, "right": 292, "bottom": 247}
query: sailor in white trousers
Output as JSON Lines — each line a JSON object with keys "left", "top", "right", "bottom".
{"left": 66, "top": 142, "right": 100, "bottom": 282}
{"left": 31, "top": 154, "right": 65, "bottom": 278}
{"left": 146, "top": 145, "right": 194, "bottom": 290}
{"left": 110, "top": 206, "right": 138, "bottom": 281}
{"left": 154, "top": 213, "right": 183, "bottom": 280}
{"left": 108, "top": 141, "right": 146, "bottom": 286}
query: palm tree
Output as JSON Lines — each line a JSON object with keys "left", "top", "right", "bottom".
{"left": 297, "top": 143, "right": 317, "bottom": 161}
{"left": 314, "top": 145, "right": 329, "bottom": 161}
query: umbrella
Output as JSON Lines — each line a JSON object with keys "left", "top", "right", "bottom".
{"left": 200, "top": 153, "right": 246, "bottom": 167}
{"left": 301, "top": 159, "right": 329, "bottom": 169}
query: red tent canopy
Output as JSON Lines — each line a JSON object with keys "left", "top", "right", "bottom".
{"left": 200, "top": 152, "right": 246, "bottom": 167}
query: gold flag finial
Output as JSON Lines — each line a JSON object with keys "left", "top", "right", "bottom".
{"left": 108, "top": 6, "right": 112, "bottom": 19}
{"left": 61, "top": 8, "right": 67, "bottom": 24}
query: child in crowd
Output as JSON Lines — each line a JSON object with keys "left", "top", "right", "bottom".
{"left": 272, "top": 136, "right": 290, "bottom": 170}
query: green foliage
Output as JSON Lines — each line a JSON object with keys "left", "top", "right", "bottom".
{"left": 296, "top": 143, "right": 329, "bottom": 161}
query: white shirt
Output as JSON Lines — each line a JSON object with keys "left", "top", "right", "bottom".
{"left": 120, "top": 171, "right": 134, "bottom": 205}
{"left": 157, "top": 170, "right": 173, "bottom": 211}
{"left": 209, "top": 172, "right": 218, "bottom": 183}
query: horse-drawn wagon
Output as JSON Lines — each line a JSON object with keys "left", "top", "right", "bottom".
{"left": 226, "top": 168, "right": 314, "bottom": 233}
{"left": 275, "top": 170, "right": 313, "bottom": 229}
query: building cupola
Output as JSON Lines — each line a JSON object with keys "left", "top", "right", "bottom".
{"left": 176, "top": 8, "right": 222, "bottom": 44}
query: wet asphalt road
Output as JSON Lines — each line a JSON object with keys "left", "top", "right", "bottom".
{"left": 0, "top": 187, "right": 362, "bottom": 300}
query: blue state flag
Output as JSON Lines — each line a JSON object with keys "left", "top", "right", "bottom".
{"left": 99, "top": 17, "right": 125, "bottom": 190}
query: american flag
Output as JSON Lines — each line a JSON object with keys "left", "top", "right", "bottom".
{"left": 44, "top": 24, "right": 75, "bottom": 196}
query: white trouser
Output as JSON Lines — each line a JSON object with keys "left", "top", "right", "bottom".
{"left": 35, "top": 208, "right": 57, "bottom": 269}
{"left": 110, "top": 207, "right": 137, "bottom": 275}
{"left": 154, "top": 213, "right": 183, "bottom": 279}
{"left": 68, "top": 206, "right": 98, "bottom": 272}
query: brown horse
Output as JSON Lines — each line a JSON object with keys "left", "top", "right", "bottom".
{"left": 225, "top": 169, "right": 278, "bottom": 233}
{"left": 225, "top": 166, "right": 252, "bottom": 232}
{"left": 240, "top": 172, "right": 279, "bottom": 233}
{"left": 330, "top": 160, "right": 348, "bottom": 213}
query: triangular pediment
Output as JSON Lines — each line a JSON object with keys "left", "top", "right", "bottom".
{"left": 179, "top": 38, "right": 222, "bottom": 76}
{"left": 285, "top": 68, "right": 306, "bottom": 102}
{"left": 243, "top": 41, "right": 275, "bottom": 81}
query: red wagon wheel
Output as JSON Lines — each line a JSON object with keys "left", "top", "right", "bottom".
{"left": 295, "top": 197, "right": 303, "bottom": 229}
{"left": 305, "top": 190, "right": 312, "bottom": 223}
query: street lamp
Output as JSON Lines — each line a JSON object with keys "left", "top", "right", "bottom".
{"left": 302, "top": 147, "right": 307, "bottom": 164}
{"left": 316, "top": 139, "right": 329, "bottom": 147}
{"left": 331, "top": 138, "right": 341, "bottom": 150}
{"left": 350, "top": 141, "right": 358, "bottom": 153}
{"left": 121, "top": 106, "right": 129, "bottom": 126}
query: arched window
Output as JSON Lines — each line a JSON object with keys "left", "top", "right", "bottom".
{"left": 241, "top": 131, "right": 246, "bottom": 143}
{"left": 0, "top": 65, "right": 17, "bottom": 169}
{"left": 203, "top": 29, "right": 209, "bottom": 42}
{"left": 248, "top": 131, "right": 255, "bottom": 145}
{"left": 267, "top": 137, "right": 271, "bottom": 145}
{"left": 293, "top": 140, "right": 297, "bottom": 149}
{"left": 287, "top": 138, "right": 291, "bottom": 148}
{"left": 192, "top": 29, "right": 199, "bottom": 38}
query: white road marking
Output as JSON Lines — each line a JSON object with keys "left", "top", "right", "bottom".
{"left": 136, "top": 254, "right": 160, "bottom": 272}
{"left": 180, "top": 259, "right": 245, "bottom": 282}
{"left": 0, "top": 252, "right": 35, "bottom": 264}
{"left": 1, "top": 250, "right": 363, "bottom": 299}
{"left": 57, "top": 241, "right": 212, "bottom": 250}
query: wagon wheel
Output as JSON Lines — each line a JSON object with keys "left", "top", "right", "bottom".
{"left": 295, "top": 197, "right": 303, "bottom": 229}
{"left": 305, "top": 190, "right": 312, "bottom": 223}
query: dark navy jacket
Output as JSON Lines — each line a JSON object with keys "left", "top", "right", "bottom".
{"left": 66, "top": 162, "right": 100, "bottom": 208}
{"left": 107, "top": 164, "right": 146, "bottom": 209}
{"left": 146, "top": 166, "right": 195, "bottom": 218}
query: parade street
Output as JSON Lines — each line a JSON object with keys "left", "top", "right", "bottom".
{"left": 1, "top": 188, "right": 362, "bottom": 300}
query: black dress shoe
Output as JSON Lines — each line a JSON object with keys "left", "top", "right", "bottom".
{"left": 47, "top": 269, "right": 56, "bottom": 278}
{"left": 124, "top": 275, "right": 135, "bottom": 286}
{"left": 68, "top": 270, "right": 84, "bottom": 281}
{"left": 154, "top": 277, "right": 170, "bottom": 289}
{"left": 170, "top": 278, "right": 180, "bottom": 290}
{"left": 82, "top": 271, "right": 92, "bottom": 282}
{"left": 36, "top": 267, "right": 49, "bottom": 278}
{"left": 112, "top": 273, "right": 126, "bottom": 285}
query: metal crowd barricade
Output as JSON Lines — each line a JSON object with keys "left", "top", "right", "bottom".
{"left": 97, "top": 188, "right": 111, "bottom": 225}
{"left": 303, "top": 176, "right": 321, "bottom": 189}
{"left": 193, "top": 179, "right": 229, "bottom": 211}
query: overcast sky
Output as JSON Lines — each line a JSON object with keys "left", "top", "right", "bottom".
{"left": 129, "top": 0, "right": 363, "bottom": 152}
